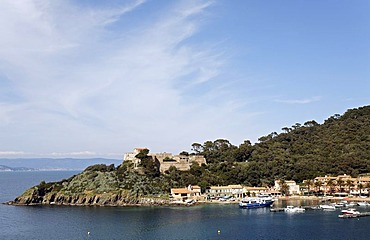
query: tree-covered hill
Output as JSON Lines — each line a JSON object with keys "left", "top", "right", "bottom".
{"left": 188, "top": 105, "right": 370, "bottom": 186}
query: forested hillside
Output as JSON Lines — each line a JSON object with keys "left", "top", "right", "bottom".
{"left": 182, "top": 105, "right": 370, "bottom": 187}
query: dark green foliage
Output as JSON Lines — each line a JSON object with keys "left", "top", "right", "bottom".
{"left": 84, "top": 164, "right": 115, "bottom": 172}
{"left": 243, "top": 105, "right": 370, "bottom": 185}
{"left": 140, "top": 157, "right": 160, "bottom": 178}
{"left": 134, "top": 148, "right": 149, "bottom": 159}
{"left": 179, "top": 151, "right": 189, "bottom": 156}
{"left": 181, "top": 105, "right": 370, "bottom": 187}
{"left": 162, "top": 157, "right": 176, "bottom": 162}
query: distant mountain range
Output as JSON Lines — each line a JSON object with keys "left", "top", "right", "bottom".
{"left": 0, "top": 158, "right": 122, "bottom": 171}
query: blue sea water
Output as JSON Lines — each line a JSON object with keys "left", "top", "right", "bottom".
{"left": 1, "top": 171, "right": 370, "bottom": 240}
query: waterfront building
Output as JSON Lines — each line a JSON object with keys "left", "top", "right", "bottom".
{"left": 274, "top": 180, "right": 301, "bottom": 195}
{"left": 243, "top": 186, "right": 270, "bottom": 197}
{"left": 303, "top": 174, "right": 370, "bottom": 196}
{"left": 206, "top": 185, "right": 244, "bottom": 199}
{"left": 171, "top": 185, "right": 201, "bottom": 201}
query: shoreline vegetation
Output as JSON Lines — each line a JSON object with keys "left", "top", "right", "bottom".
{"left": 6, "top": 105, "right": 370, "bottom": 208}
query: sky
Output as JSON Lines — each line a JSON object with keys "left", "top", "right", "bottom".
{"left": 0, "top": 0, "right": 369, "bottom": 159}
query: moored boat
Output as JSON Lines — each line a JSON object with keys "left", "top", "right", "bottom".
{"left": 341, "top": 208, "right": 360, "bottom": 215}
{"left": 239, "top": 197, "right": 274, "bottom": 209}
{"left": 319, "top": 204, "right": 336, "bottom": 210}
{"left": 357, "top": 201, "right": 370, "bottom": 207}
{"left": 284, "top": 206, "right": 305, "bottom": 213}
{"left": 346, "top": 202, "right": 358, "bottom": 207}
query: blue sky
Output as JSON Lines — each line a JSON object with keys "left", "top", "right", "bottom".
{"left": 0, "top": 0, "right": 369, "bottom": 159}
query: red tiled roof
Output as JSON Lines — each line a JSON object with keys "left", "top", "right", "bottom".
{"left": 171, "top": 188, "right": 191, "bottom": 194}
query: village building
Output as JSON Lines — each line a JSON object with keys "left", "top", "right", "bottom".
{"left": 243, "top": 186, "right": 270, "bottom": 197}
{"left": 171, "top": 185, "right": 202, "bottom": 201}
{"left": 301, "top": 174, "right": 370, "bottom": 196}
{"left": 206, "top": 185, "right": 244, "bottom": 199}
{"left": 124, "top": 148, "right": 207, "bottom": 173}
{"left": 274, "top": 180, "right": 301, "bottom": 195}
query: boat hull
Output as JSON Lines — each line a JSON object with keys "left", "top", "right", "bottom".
{"left": 239, "top": 199, "right": 274, "bottom": 209}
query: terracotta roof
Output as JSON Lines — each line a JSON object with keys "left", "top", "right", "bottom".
{"left": 228, "top": 185, "right": 243, "bottom": 188}
{"left": 244, "top": 186, "right": 268, "bottom": 190}
{"left": 171, "top": 188, "right": 191, "bottom": 194}
{"left": 209, "top": 185, "right": 243, "bottom": 190}
{"left": 358, "top": 177, "right": 370, "bottom": 181}
{"left": 135, "top": 148, "right": 148, "bottom": 151}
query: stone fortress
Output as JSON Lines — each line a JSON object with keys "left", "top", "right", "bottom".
{"left": 124, "top": 148, "right": 207, "bottom": 173}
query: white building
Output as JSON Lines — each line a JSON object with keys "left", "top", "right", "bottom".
{"left": 274, "top": 180, "right": 301, "bottom": 195}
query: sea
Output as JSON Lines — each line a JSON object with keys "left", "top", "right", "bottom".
{"left": 0, "top": 171, "right": 369, "bottom": 240}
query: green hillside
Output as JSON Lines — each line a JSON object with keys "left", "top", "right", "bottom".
{"left": 188, "top": 105, "right": 370, "bottom": 187}
{"left": 244, "top": 105, "right": 370, "bottom": 184}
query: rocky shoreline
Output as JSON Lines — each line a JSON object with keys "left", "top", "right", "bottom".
{"left": 6, "top": 195, "right": 370, "bottom": 207}
{"left": 5, "top": 190, "right": 176, "bottom": 207}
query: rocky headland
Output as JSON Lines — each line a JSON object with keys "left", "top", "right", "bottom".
{"left": 7, "top": 163, "right": 172, "bottom": 207}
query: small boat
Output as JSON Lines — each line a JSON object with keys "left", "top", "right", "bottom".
{"left": 334, "top": 203, "right": 345, "bottom": 208}
{"left": 357, "top": 201, "right": 370, "bottom": 207}
{"left": 257, "top": 193, "right": 276, "bottom": 202}
{"left": 334, "top": 201, "right": 346, "bottom": 208}
{"left": 239, "top": 197, "right": 274, "bottom": 209}
{"left": 341, "top": 208, "right": 360, "bottom": 215}
{"left": 284, "top": 206, "right": 305, "bottom": 213}
{"left": 346, "top": 202, "right": 358, "bottom": 207}
{"left": 319, "top": 204, "right": 336, "bottom": 210}
{"left": 185, "top": 199, "right": 195, "bottom": 205}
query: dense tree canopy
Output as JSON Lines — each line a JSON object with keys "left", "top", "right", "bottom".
{"left": 179, "top": 105, "right": 370, "bottom": 187}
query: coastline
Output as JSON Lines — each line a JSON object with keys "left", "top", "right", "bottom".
{"left": 5, "top": 194, "right": 370, "bottom": 208}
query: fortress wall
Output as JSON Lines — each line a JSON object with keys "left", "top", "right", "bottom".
{"left": 124, "top": 149, "right": 207, "bottom": 173}
{"left": 160, "top": 162, "right": 191, "bottom": 172}
{"left": 150, "top": 153, "right": 173, "bottom": 161}
{"left": 189, "top": 155, "right": 207, "bottom": 165}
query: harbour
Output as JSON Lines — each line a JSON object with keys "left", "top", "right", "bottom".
{"left": 2, "top": 171, "right": 370, "bottom": 239}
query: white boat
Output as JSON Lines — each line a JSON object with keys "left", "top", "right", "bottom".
{"left": 319, "top": 204, "right": 336, "bottom": 210}
{"left": 284, "top": 206, "right": 305, "bottom": 213}
{"left": 257, "top": 194, "right": 276, "bottom": 202}
{"left": 185, "top": 199, "right": 195, "bottom": 205}
{"left": 346, "top": 202, "right": 358, "bottom": 207}
{"left": 357, "top": 201, "right": 370, "bottom": 207}
{"left": 334, "top": 202, "right": 345, "bottom": 208}
{"left": 341, "top": 208, "right": 360, "bottom": 215}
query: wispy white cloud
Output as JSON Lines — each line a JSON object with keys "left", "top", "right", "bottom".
{"left": 0, "top": 151, "right": 29, "bottom": 156}
{"left": 275, "top": 96, "right": 322, "bottom": 104}
{"left": 0, "top": 0, "right": 253, "bottom": 157}
{"left": 51, "top": 151, "right": 97, "bottom": 157}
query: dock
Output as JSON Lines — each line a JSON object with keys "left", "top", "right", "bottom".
{"left": 338, "top": 212, "right": 370, "bottom": 218}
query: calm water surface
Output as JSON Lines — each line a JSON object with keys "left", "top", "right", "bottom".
{"left": 1, "top": 171, "right": 369, "bottom": 240}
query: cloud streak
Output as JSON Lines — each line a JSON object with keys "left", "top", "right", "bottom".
{"left": 275, "top": 96, "right": 322, "bottom": 104}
